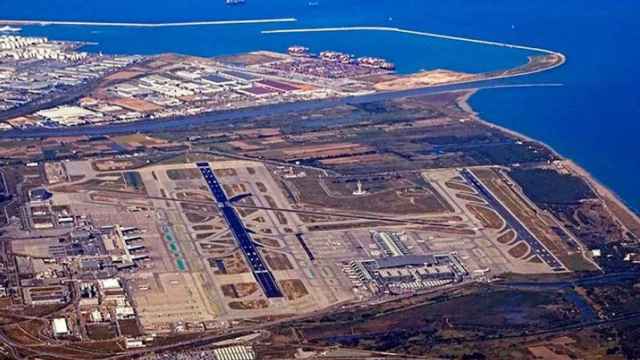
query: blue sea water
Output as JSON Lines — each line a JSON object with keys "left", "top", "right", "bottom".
{"left": 2, "top": 0, "right": 639, "bottom": 211}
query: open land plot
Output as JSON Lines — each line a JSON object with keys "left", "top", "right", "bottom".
{"left": 445, "top": 181, "right": 477, "bottom": 193}
{"left": 508, "top": 241, "right": 531, "bottom": 259}
{"left": 86, "top": 323, "right": 118, "bottom": 341}
{"left": 110, "top": 97, "right": 162, "bottom": 112}
{"left": 10, "top": 237, "right": 63, "bottom": 258}
{"left": 220, "top": 282, "right": 259, "bottom": 299}
{"left": 216, "top": 51, "right": 286, "bottom": 66}
{"left": 498, "top": 229, "right": 517, "bottom": 245}
{"left": 285, "top": 175, "right": 451, "bottom": 215}
{"left": 467, "top": 204, "right": 505, "bottom": 230}
{"left": 374, "top": 69, "right": 474, "bottom": 91}
{"left": 166, "top": 168, "right": 203, "bottom": 181}
{"left": 456, "top": 192, "right": 485, "bottom": 203}
{"left": 280, "top": 279, "right": 310, "bottom": 301}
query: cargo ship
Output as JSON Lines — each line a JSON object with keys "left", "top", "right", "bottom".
{"left": 356, "top": 56, "right": 395, "bottom": 70}
{"left": 288, "top": 45, "right": 395, "bottom": 70}
{"left": 319, "top": 50, "right": 353, "bottom": 64}
{"left": 288, "top": 45, "right": 311, "bottom": 57}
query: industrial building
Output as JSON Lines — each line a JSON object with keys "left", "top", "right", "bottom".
{"left": 23, "top": 285, "right": 70, "bottom": 305}
{"left": 36, "top": 105, "right": 103, "bottom": 126}
{"left": 52, "top": 318, "right": 69, "bottom": 337}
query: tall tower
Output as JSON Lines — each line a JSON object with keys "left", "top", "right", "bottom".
{"left": 353, "top": 180, "right": 367, "bottom": 196}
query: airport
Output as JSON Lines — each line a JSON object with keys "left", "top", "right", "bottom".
{"left": 1, "top": 23, "right": 637, "bottom": 359}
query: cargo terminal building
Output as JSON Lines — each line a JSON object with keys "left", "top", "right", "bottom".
{"left": 351, "top": 254, "right": 467, "bottom": 293}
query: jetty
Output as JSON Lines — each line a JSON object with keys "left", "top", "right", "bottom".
{"left": 0, "top": 17, "right": 297, "bottom": 28}
{"left": 262, "top": 26, "right": 558, "bottom": 55}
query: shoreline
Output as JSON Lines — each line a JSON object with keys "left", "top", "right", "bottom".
{"left": 457, "top": 90, "right": 640, "bottom": 222}
{"left": 261, "top": 26, "right": 567, "bottom": 91}
{"left": 0, "top": 18, "right": 297, "bottom": 28}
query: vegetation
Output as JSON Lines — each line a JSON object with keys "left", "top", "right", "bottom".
{"left": 510, "top": 168, "right": 595, "bottom": 205}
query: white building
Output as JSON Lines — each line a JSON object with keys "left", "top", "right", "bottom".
{"left": 52, "top": 318, "right": 69, "bottom": 336}
{"left": 36, "top": 105, "right": 102, "bottom": 126}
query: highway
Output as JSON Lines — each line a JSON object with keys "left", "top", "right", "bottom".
{"left": 460, "top": 169, "right": 565, "bottom": 271}
{"left": 197, "top": 162, "right": 283, "bottom": 298}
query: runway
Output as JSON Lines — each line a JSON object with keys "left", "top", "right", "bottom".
{"left": 460, "top": 169, "right": 565, "bottom": 271}
{"left": 197, "top": 162, "right": 283, "bottom": 298}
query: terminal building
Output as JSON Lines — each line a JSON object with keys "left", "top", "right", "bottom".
{"left": 100, "top": 225, "right": 150, "bottom": 269}
{"left": 351, "top": 254, "right": 467, "bottom": 293}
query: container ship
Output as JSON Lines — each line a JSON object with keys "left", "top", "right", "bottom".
{"left": 288, "top": 45, "right": 395, "bottom": 71}
{"left": 356, "top": 56, "right": 395, "bottom": 70}
{"left": 319, "top": 50, "right": 353, "bottom": 64}
{"left": 288, "top": 45, "right": 311, "bottom": 57}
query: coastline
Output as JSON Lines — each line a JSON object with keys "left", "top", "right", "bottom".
{"left": 563, "top": 159, "right": 640, "bottom": 233}
{"left": 457, "top": 90, "right": 640, "bottom": 228}
{"left": 262, "top": 26, "right": 567, "bottom": 90}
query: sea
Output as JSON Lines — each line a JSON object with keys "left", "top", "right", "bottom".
{"left": 2, "top": 0, "right": 639, "bottom": 211}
